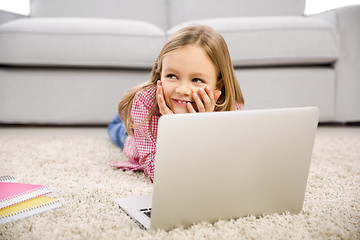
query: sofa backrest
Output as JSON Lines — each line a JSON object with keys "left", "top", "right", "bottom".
{"left": 30, "top": 0, "right": 168, "bottom": 30}
{"left": 168, "top": 0, "right": 306, "bottom": 27}
{"left": 30, "top": 0, "right": 306, "bottom": 30}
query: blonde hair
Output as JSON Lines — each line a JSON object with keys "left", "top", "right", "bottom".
{"left": 119, "top": 25, "right": 244, "bottom": 136}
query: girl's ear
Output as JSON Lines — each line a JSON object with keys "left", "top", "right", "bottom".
{"left": 216, "top": 78, "right": 224, "bottom": 91}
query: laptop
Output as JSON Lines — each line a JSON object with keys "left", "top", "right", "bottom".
{"left": 114, "top": 107, "right": 319, "bottom": 231}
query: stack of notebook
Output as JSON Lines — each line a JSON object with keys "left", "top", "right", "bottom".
{"left": 0, "top": 175, "right": 61, "bottom": 224}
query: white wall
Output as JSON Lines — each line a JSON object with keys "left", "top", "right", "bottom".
{"left": 305, "top": 0, "right": 360, "bottom": 15}
{"left": 0, "top": 0, "right": 30, "bottom": 15}
{"left": 0, "top": 0, "right": 360, "bottom": 16}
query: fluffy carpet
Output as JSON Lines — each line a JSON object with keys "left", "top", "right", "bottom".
{"left": 0, "top": 133, "right": 359, "bottom": 240}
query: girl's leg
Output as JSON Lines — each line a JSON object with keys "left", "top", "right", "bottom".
{"left": 107, "top": 114, "right": 129, "bottom": 149}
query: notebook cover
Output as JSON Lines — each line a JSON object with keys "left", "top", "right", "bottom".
{"left": 0, "top": 196, "right": 61, "bottom": 224}
{"left": 0, "top": 182, "right": 52, "bottom": 209}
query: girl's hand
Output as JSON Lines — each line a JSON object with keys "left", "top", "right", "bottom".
{"left": 157, "top": 80, "right": 174, "bottom": 115}
{"left": 187, "top": 86, "right": 221, "bottom": 113}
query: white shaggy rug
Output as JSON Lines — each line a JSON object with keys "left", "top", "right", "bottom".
{"left": 0, "top": 133, "right": 359, "bottom": 239}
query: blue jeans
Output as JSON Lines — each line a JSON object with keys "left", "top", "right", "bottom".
{"left": 107, "top": 114, "right": 129, "bottom": 149}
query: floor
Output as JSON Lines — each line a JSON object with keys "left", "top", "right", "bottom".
{"left": 0, "top": 124, "right": 359, "bottom": 136}
{"left": 0, "top": 126, "right": 109, "bottom": 136}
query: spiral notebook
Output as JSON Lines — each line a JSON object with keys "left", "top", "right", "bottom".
{"left": 0, "top": 175, "right": 17, "bottom": 183}
{"left": 0, "top": 182, "right": 52, "bottom": 209}
{"left": 0, "top": 196, "right": 61, "bottom": 224}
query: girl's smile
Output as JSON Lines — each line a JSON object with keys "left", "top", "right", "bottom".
{"left": 172, "top": 98, "right": 194, "bottom": 105}
{"left": 160, "top": 44, "right": 219, "bottom": 114}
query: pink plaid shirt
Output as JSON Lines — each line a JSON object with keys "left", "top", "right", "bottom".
{"left": 110, "top": 86, "right": 159, "bottom": 182}
{"left": 110, "top": 85, "right": 241, "bottom": 182}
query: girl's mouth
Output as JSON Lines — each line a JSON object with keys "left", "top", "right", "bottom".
{"left": 172, "top": 99, "right": 193, "bottom": 105}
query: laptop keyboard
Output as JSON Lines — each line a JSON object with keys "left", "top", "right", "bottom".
{"left": 140, "top": 208, "right": 152, "bottom": 218}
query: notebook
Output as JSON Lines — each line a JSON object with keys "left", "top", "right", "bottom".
{"left": 0, "top": 196, "right": 62, "bottom": 224}
{"left": 114, "top": 107, "right": 319, "bottom": 231}
{"left": 0, "top": 182, "right": 52, "bottom": 209}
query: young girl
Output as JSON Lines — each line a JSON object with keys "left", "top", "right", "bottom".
{"left": 108, "top": 25, "right": 244, "bottom": 182}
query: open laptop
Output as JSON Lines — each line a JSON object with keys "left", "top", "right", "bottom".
{"left": 114, "top": 107, "right": 319, "bottom": 231}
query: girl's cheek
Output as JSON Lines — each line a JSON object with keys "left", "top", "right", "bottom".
{"left": 162, "top": 82, "right": 170, "bottom": 94}
{"left": 161, "top": 83, "right": 171, "bottom": 103}
{"left": 193, "top": 86, "right": 203, "bottom": 94}
{"left": 195, "top": 86, "right": 216, "bottom": 96}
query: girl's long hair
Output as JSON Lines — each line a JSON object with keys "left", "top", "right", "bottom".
{"left": 118, "top": 25, "right": 244, "bottom": 136}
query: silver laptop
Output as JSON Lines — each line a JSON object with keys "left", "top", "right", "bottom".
{"left": 114, "top": 107, "right": 319, "bottom": 231}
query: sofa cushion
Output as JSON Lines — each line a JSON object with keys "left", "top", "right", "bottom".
{"left": 0, "top": 18, "right": 166, "bottom": 68}
{"left": 168, "top": 17, "right": 339, "bottom": 67}
{"left": 168, "top": 0, "right": 305, "bottom": 28}
{"left": 31, "top": 0, "right": 168, "bottom": 30}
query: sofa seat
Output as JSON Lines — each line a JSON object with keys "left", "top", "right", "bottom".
{"left": 0, "top": 18, "right": 166, "bottom": 68}
{"left": 169, "top": 16, "right": 339, "bottom": 67}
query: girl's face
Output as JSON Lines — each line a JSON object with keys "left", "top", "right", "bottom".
{"left": 160, "top": 45, "right": 219, "bottom": 114}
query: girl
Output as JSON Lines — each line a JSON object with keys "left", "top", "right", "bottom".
{"left": 108, "top": 25, "right": 244, "bottom": 182}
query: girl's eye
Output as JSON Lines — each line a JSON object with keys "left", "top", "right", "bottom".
{"left": 166, "top": 74, "right": 177, "bottom": 79}
{"left": 192, "top": 78, "right": 204, "bottom": 84}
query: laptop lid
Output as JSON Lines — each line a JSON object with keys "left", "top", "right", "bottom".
{"left": 150, "top": 107, "right": 319, "bottom": 231}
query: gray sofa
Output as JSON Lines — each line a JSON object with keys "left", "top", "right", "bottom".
{"left": 0, "top": 0, "right": 359, "bottom": 124}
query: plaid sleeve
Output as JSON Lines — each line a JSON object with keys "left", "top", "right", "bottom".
{"left": 109, "top": 86, "right": 158, "bottom": 182}
{"left": 235, "top": 103, "right": 242, "bottom": 111}
{"left": 131, "top": 86, "right": 159, "bottom": 182}
{"left": 109, "top": 135, "right": 143, "bottom": 171}
{"left": 139, "top": 152, "right": 156, "bottom": 182}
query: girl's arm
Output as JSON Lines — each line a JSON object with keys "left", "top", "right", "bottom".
{"left": 139, "top": 152, "right": 155, "bottom": 182}
{"left": 131, "top": 86, "right": 159, "bottom": 182}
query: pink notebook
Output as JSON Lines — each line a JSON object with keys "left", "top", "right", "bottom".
{"left": 0, "top": 182, "right": 52, "bottom": 209}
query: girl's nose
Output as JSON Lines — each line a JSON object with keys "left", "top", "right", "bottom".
{"left": 176, "top": 82, "right": 192, "bottom": 96}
